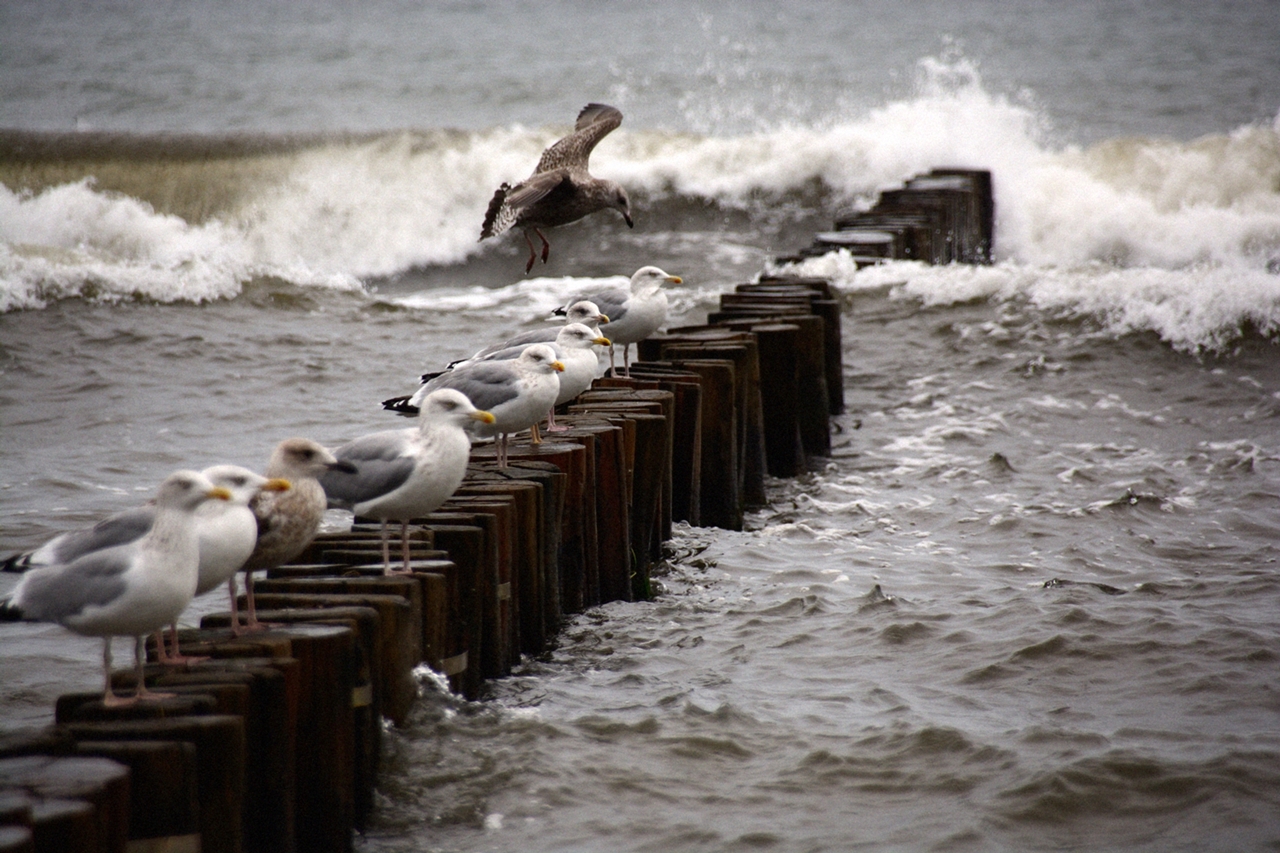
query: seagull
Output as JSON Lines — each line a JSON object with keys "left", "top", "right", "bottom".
{"left": 448, "top": 323, "right": 610, "bottom": 431}
{"left": 459, "top": 300, "right": 609, "bottom": 364}
{"left": 240, "top": 438, "right": 354, "bottom": 632}
{"left": 320, "top": 389, "right": 495, "bottom": 573}
{"left": 480, "top": 103, "right": 633, "bottom": 273}
{"left": 158, "top": 466, "right": 290, "bottom": 661}
{"left": 0, "top": 466, "right": 291, "bottom": 661}
{"left": 384, "top": 344, "right": 565, "bottom": 467}
{"left": 557, "top": 265, "right": 681, "bottom": 375}
{"left": 9, "top": 470, "right": 231, "bottom": 707}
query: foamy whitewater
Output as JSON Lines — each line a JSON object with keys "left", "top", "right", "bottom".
{"left": 4, "top": 56, "right": 1279, "bottom": 352}
{"left": 3, "top": 2, "right": 1280, "bottom": 850}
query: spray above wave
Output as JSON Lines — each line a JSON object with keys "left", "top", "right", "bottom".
{"left": 1, "top": 54, "right": 1278, "bottom": 326}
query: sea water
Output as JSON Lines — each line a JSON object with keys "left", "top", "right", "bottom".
{"left": 2, "top": 2, "right": 1279, "bottom": 850}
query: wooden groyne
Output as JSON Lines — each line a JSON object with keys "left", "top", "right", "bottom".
{"left": 1, "top": 168, "right": 996, "bottom": 853}
{"left": 777, "top": 168, "right": 994, "bottom": 266}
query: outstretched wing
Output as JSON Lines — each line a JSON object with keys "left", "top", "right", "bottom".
{"left": 480, "top": 171, "right": 572, "bottom": 238}
{"left": 535, "top": 103, "right": 623, "bottom": 173}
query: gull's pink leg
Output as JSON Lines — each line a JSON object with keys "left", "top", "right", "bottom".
{"left": 101, "top": 638, "right": 134, "bottom": 708}
{"left": 381, "top": 518, "right": 391, "bottom": 574}
{"left": 523, "top": 232, "right": 538, "bottom": 273}
{"left": 131, "top": 636, "right": 175, "bottom": 703}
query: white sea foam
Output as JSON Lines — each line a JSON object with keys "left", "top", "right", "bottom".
{"left": 0, "top": 178, "right": 360, "bottom": 311}
{"left": 2, "top": 54, "right": 1278, "bottom": 353}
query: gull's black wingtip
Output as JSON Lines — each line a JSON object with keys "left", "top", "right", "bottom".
{"left": 382, "top": 395, "right": 421, "bottom": 417}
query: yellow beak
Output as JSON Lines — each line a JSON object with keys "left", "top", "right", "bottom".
{"left": 470, "top": 410, "right": 497, "bottom": 424}
{"left": 594, "top": 336, "right": 612, "bottom": 346}
{"left": 667, "top": 275, "right": 683, "bottom": 284}
{"left": 207, "top": 487, "right": 233, "bottom": 501}
{"left": 598, "top": 314, "right": 610, "bottom": 324}
{"left": 551, "top": 360, "right": 565, "bottom": 372}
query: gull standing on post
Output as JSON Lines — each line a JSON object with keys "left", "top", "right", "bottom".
{"left": 240, "top": 438, "right": 354, "bottom": 632}
{"left": 480, "top": 103, "right": 634, "bottom": 273}
{"left": 158, "top": 466, "right": 290, "bottom": 660}
{"left": 384, "top": 344, "right": 565, "bottom": 468}
{"left": 320, "top": 389, "right": 495, "bottom": 574}
{"left": 459, "top": 300, "right": 609, "bottom": 364}
{"left": 441, "top": 323, "right": 610, "bottom": 432}
{"left": 8, "top": 470, "right": 231, "bottom": 707}
{"left": 558, "top": 265, "right": 681, "bottom": 375}
{"left": 1, "top": 466, "right": 291, "bottom": 659}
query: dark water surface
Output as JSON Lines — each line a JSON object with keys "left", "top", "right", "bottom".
{"left": 3, "top": 1, "right": 1280, "bottom": 850}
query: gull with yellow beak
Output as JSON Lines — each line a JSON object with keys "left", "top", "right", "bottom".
{"left": 323, "top": 389, "right": 497, "bottom": 572}
{"left": 555, "top": 266, "right": 681, "bottom": 375}
{"left": 383, "top": 344, "right": 566, "bottom": 469}
{"left": 9, "top": 470, "right": 232, "bottom": 706}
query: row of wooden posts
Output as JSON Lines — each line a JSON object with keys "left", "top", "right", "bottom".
{"left": 0, "top": 274, "right": 847, "bottom": 853}
{"left": 777, "top": 168, "right": 994, "bottom": 266}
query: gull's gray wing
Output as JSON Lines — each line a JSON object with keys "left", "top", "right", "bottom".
{"left": 470, "top": 327, "right": 559, "bottom": 360}
{"left": 320, "top": 430, "right": 416, "bottom": 509}
{"left": 424, "top": 361, "right": 524, "bottom": 412}
{"left": 575, "top": 287, "right": 629, "bottom": 323}
{"left": 535, "top": 104, "right": 623, "bottom": 173}
{"left": 14, "top": 546, "right": 134, "bottom": 622}
{"left": 35, "top": 507, "right": 156, "bottom": 568}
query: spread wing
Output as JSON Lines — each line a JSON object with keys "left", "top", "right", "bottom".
{"left": 505, "top": 169, "right": 572, "bottom": 210}
{"left": 480, "top": 171, "right": 572, "bottom": 238}
{"left": 535, "top": 103, "right": 623, "bottom": 173}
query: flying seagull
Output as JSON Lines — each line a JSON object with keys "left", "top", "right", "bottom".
{"left": 480, "top": 103, "right": 634, "bottom": 273}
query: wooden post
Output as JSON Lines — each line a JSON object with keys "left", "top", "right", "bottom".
{"left": 58, "top": 716, "right": 246, "bottom": 853}
{"left": 72, "top": 739, "right": 201, "bottom": 851}
{"left": 0, "top": 756, "right": 130, "bottom": 853}
{"left": 419, "top": 524, "right": 485, "bottom": 698}
{"left": 478, "top": 442, "right": 588, "bottom": 619}
{"left": 621, "top": 368, "right": 704, "bottom": 527}
{"left": 456, "top": 481, "right": 543, "bottom": 658}
{"left": 549, "top": 417, "right": 631, "bottom": 603}
{"left": 249, "top": 576, "right": 422, "bottom": 722}
{"left": 438, "top": 498, "right": 519, "bottom": 676}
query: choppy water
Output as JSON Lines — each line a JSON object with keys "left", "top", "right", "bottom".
{"left": 3, "top": 1, "right": 1280, "bottom": 850}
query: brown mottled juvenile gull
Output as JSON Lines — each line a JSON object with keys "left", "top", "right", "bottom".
{"left": 9, "top": 470, "right": 231, "bottom": 707}
{"left": 480, "top": 103, "right": 634, "bottom": 273}
{"left": 557, "top": 265, "right": 681, "bottom": 375}
{"left": 241, "top": 438, "right": 354, "bottom": 632}
{"left": 320, "top": 389, "right": 495, "bottom": 573}
{"left": 384, "top": 344, "right": 565, "bottom": 467}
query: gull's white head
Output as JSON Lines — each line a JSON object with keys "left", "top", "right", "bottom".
{"left": 629, "top": 266, "right": 682, "bottom": 293}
